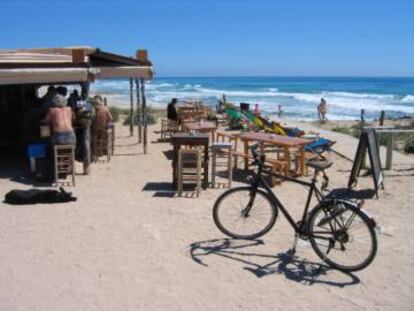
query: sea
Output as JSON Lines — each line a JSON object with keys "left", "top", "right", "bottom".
{"left": 91, "top": 76, "right": 414, "bottom": 121}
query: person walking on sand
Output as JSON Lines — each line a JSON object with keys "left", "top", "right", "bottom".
{"left": 318, "top": 98, "right": 328, "bottom": 121}
{"left": 278, "top": 104, "right": 283, "bottom": 118}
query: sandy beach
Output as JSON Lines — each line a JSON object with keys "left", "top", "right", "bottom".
{"left": 1, "top": 119, "right": 414, "bottom": 311}
{"left": 1, "top": 0, "right": 413, "bottom": 309}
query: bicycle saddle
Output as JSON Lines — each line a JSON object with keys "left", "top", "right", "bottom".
{"left": 307, "top": 160, "right": 333, "bottom": 171}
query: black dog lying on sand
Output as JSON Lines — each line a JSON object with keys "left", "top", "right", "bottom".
{"left": 4, "top": 188, "right": 77, "bottom": 205}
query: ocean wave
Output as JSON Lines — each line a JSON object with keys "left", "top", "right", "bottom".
{"left": 327, "top": 91, "right": 394, "bottom": 99}
{"left": 401, "top": 95, "right": 414, "bottom": 103}
{"left": 91, "top": 79, "right": 414, "bottom": 118}
{"left": 196, "top": 87, "right": 279, "bottom": 97}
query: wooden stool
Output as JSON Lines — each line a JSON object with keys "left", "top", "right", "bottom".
{"left": 93, "top": 129, "right": 111, "bottom": 162}
{"left": 266, "top": 158, "right": 288, "bottom": 187}
{"left": 211, "top": 143, "right": 233, "bottom": 188}
{"left": 106, "top": 128, "right": 113, "bottom": 162}
{"left": 177, "top": 148, "right": 202, "bottom": 197}
{"left": 54, "top": 145, "right": 75, "bottom": 186}
{"left": 109, "top": 124, "right": 115, "bottom": 156}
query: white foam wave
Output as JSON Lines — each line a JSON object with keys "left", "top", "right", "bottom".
{"left": 401, "top": 95, "right": 414, "bottom": 103}
{"left": 196, "top": 87, "right": 279, "bottom": 97}
{"left": 327, "top": 91, "right": 394, "bottom": 99}
{"left": 93, "top": 80, "right": 414, "bottom": 117}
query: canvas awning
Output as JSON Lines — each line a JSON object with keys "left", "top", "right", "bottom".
{"left": 0, "top": 46, "right": 153, "bottom": 85}
{"left": 0, "top": 68, "right": 90, "bottom": 85}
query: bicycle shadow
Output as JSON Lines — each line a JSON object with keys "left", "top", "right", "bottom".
{"left": 189, "top": 238, "right": 360, "bottom": 287}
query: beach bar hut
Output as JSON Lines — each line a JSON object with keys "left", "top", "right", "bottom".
{"left": 0, "top": 46, "right": 153, "bottom": 174}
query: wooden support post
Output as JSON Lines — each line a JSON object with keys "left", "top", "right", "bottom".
{"left": 129, "top": 78, "right": 134, "bottom": 136}
{"left": 385, "top": 132, "right": 394, "bottom": 170}
{"left": 379, "top": 110, "right": 385, "bottom": 126}
{"left": 359, "top": 109, "right": 367, "bottom": 168}
{"left": 135, "top": 78, "right": 142, "bottom": 143}
{"left": 140, "top": 78, "right": 148, "bottom": 154}
{"left": 81, "top": 82, "right": 90, "bottom": 99}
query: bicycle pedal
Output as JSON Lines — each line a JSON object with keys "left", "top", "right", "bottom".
{"left": 287, "top": 248, "right": 296, "bottom": 256}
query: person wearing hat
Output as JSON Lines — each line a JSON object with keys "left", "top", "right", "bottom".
{"left": 43, "top": 94, "right": 76, "bottom": 145}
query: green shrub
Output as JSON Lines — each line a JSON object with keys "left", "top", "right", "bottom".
{"left": 349, "top": 122, "right": 373, "bottom": 138}
{"left": 331, "top": 126, "right": 352, "bottom": 135}
{"left": 378, "top": 134, "right": 389, "bottom": 146}
{"left": 109, "top": 106, "right": 130, "bottom": 122}
{"left": 404, "top": 136, "right": 414, "bottom": 153}
{"left": 123, "top": 108, "right": 157, "bottom": 126}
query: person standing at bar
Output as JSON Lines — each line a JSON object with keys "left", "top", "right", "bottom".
{"left": 43, "top": 94, "right": 76, "bottom": 146}
{"left": 167, "top": 98, "right": 178, "bottom": 121}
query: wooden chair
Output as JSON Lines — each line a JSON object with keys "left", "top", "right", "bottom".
{"left": 161, "top": 119, "right": 168, "bottom": 140}
{"left": 211, "top": 143, "right": 233, "bottom": 188}
{"left": 54, "top": 145, "right": 75, "bottom": 186}
{"left": 177, "top": 148, "right": 202, "bottom": 197}
{"left": 161, "top": 119, "right": 179, "bottom": 140}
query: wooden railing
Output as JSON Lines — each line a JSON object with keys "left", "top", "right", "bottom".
{"left": 366, "top": 126, "right": 414, "bottom": 170}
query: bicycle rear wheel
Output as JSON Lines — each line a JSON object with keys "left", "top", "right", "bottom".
{"left": 308, "top": 201, "right": 377, "bottom": 271}
{"left": 213, "top": 187, "right": 278, "bottom": 239}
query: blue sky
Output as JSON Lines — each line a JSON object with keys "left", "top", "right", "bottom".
{"left": 1, "top": 0, "right": 413, "bottom": 77}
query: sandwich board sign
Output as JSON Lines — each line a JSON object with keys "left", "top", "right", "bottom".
{"left": 348, "top": 128, "right": 384, "bottom": 197}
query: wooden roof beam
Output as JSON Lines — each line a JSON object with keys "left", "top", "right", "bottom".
{"left": 72, "top": 49, "right": 86, "bottom": 63}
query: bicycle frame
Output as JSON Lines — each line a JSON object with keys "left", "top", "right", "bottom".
{"left": 248, "top": 160, "right": 325, "bottom": 235}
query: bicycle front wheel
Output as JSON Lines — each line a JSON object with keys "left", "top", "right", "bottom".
{"left": 308, "top": 201, "right": 377, "bottom": 271}
{"left": 213, "top": 187, "right": 278, "bottom": 239}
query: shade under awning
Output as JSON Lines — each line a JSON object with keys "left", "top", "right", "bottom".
{"left": 97, "top": 66, "right": 153, "bottom": 79}
{"left": 0, "top": 68, "right": 90, "bottom": 85}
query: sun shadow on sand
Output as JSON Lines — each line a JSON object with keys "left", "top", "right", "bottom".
{"left": 142, "top": 182, "right": 176, "bottom": 198}
{"left": 0, "top": 153, "right": 53, "bottom": 187}
{"left": 325, "top": 188, "right": 376, "bottom": 200}
{"left": 189, "top": 238, "right": 360, "bottom": 287}
{"left": 162, "top": 150, "right": 174, "bottom": 160}
{"left": 113, "top": 152, "right": 144, "bottom": 157}
{"left": 143, "top": 182, "right": 203, "bottom": 198}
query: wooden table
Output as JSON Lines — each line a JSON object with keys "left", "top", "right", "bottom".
{"left": 238, "top": 132, "right": 311, "bottom": 176}
{"left": 182, "top": 121, "right": 217, "bottom": 143}
{"left": 171, "top": 133, "right": 209, "bottom": 189}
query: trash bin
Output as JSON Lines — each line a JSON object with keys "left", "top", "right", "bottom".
{"left": 27, "top": 143, "right": 46, "bottom": 172}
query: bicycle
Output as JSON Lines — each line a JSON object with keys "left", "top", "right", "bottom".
{"left": 213, "top": 144, "right": 377, "bottom": 272}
